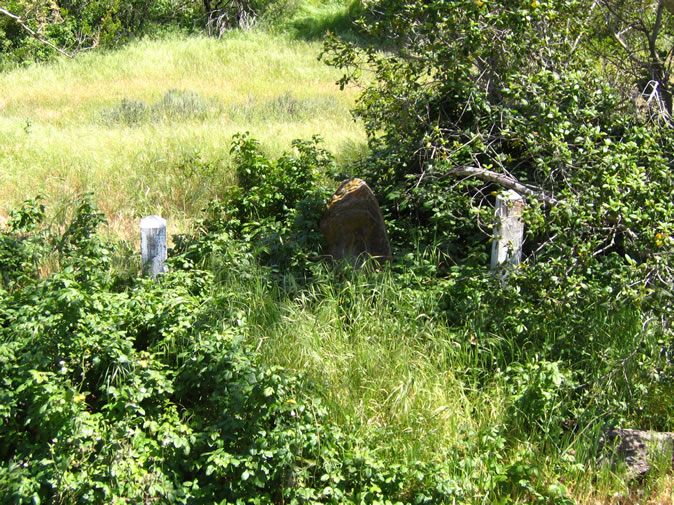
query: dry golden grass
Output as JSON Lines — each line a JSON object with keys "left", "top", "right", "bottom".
{"left": 0, "top": 30, "right": 366, "bottom": 242}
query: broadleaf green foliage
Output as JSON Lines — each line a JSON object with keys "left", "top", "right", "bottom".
{"left": 322, "top": 0, "right": 674, "bottom": 340}
{"left": 0, "top": 196, "right": 46, "bottom": 290}
{"left": 199, "top": 132, "right": 334, "bottom": 274}
{"left": 0, "top": 194, "right": 493, "bottom": 505}
{"left": 0, "top": 0, "right": 314, "bottom": 69}
{"left": 318, "top": 0, "right": 673, "bottom": 494}
{"left": 0, "top": 0, "right": 203, "bottom": 69}
{"left": 3, "top": 121, "right": 674, "bottom": 502}
{"left": 0, "top": 136, "right": 603, "bottom": 504}
{"left": 1, "top": 0, "right": 673, "bottom": 500}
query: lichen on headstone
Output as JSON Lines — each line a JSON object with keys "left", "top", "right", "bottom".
{"left": 320, "top": 178, "right": 391, "bottom": 265}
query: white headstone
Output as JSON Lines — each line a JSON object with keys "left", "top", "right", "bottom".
{"left": 140, "top": 215, "right": 167, "bottom": 279}
{"left": 491, "top": 191, "right": 525, "bottom": 270}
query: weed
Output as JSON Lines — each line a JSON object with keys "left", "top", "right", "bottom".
{"left": 100, "top": 98, "right": 150, "bottom": 125}
{"left": 100, "top": 89, "right": 218, "bottom": 126}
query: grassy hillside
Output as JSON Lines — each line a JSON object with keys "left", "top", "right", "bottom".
{"left": 0, "top": 30, "right": 366, "bottom": 240}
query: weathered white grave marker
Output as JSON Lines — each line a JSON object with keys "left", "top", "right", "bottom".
{"left": 140, "top": 215, "right": 167, "bottom": 279}
{"left": 491, "top": 190, "right": 525, "bottom": 270}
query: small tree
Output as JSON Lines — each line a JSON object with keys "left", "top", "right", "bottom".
{"left": 323, "top": 0, "right": 674, "bottom": 312}
{"left": 591, "top": 0, "right": 674, "bottom": 122}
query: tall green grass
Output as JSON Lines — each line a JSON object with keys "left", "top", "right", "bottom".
{"left": 0, "top": 30, "right": 366, "bottom": 241}
{"left": 209, "top": 249, "right": 673, "bottom": 503}
{"left": 253, "top": 270, "right": 485, "bottom": 461}
{"left": 281, "top": 0, "right": 365, "bottom": 41}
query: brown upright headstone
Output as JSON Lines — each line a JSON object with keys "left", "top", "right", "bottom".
{"left": 320, "top": 178, "right": 391, "bottom": 264}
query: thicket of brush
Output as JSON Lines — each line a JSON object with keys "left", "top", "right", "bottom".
{"left": 0, "top": 129, "right": 671, "bottom": 503}
{"left": 1, "top": 0, "right": 673, "bottom": 503}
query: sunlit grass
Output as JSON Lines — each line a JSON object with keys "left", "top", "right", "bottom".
{"left": 280, "top": 0, "right": 365, "bottom": 41}
{"left": 227, "top": 263, "right": 507, "bottom": 464}
{"left": 3, "top": 7, "right": 669, "bottom": 503}
{"left": 220, "top": 247, "right": 670, "bottom": 498}
{"left": 0, "top": 30, "right": 366, "bottom": 242}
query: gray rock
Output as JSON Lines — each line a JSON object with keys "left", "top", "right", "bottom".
{"left": 600, "top": 429, "right": 674, "bottom": 477}
{"left": 320, "top": 178, "right": 391, "bottom": 265}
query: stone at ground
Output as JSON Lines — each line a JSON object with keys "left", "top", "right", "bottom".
{"left": 320, "top": 178, "right": 391, "bottom": 264}
{"left": 600, "top": 429, "right": 674, "bottom": 477}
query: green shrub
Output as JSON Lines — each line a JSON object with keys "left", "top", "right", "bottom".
{"left": 323, "top": 1, "right": 674, "bottom": 315}
{"left": 0, "top": 196, "right": 46, "bottom": 290}
{"left": 504, "top": 360, "right": 576, "bottom": 442}
{"left": 0, "top": 0, "right": 202, "bottom": 68}
{"left": 100, "top": 90, "right": 218, "bottom": 126}
{"left": 1, "top": 123, "right": 668, "bottom": 503}
{"left": 228, "top": 92, "right": 342, "bottom": 123}
{"left": 188, "top": 132, "right": 335, "bottom": 275}
{"left": 0, "top": 193, "right": 518, "bottom": 505}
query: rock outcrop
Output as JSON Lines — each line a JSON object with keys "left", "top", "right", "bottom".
{"left": 320, "top": 178, "right": 391, "bottom": 264}
{"left": 600, "top": 429, "right": 674, "bottom": 477}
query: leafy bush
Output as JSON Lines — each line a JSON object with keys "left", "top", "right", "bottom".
{"left": 324, "top": 1, "right": 674, "bottom": 271}
{"left": 0, "top": 0, "right": 202, "bottom": 68}
{"left": 2, "top": 192, "right": 561, "bottom": 505}
{"left": 0, "top": 196, "right": 46, "bottom": 290}
{"left": 504, "top": 360, "right": 576, "bottom": 442}
{"left": 101, "top": 89, "right": 218, "bottom": 126}
{"left": 190, "top": 132, "right": 335, "bottom": 275}
{"left": 228, "top": 92, "right": 342, "bottom": 123}
{"left": 322, "top": 3, "right": 674, "bottom": 404}
{"left": 1, "top": 124, "right": 669, "bottom": 503}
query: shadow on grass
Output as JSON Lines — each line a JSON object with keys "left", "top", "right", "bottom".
{"left": 283, "top": 0, "right": 367, "bottom": 43}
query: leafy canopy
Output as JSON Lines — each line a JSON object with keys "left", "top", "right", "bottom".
{"left": 323, "top": 0, "right": 674, "bottom": 315}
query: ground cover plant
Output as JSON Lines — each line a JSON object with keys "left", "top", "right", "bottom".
{"left": 1, "top": 0, "right": 674, "bottom": 503}
{"left": 0, "top": 152, "right": 562, "bottom": 504}
{"left": 1, "top": 131, "right": 672, "bottom": 504}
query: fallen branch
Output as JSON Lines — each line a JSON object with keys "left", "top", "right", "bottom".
{"left": 0, "top": 7, "right": 74, "bottom": 58}
{"left": 448, "top": 165, "right": 560, "bottom": 207}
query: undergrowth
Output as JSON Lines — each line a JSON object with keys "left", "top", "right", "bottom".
{"left": 1, "top": 134, "right": 672, "bottom": 504}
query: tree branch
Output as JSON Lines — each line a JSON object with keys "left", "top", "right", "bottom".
{"left": 447, "top": 165, "right": 559, "bottom": 207}
{"left": 0, "top": 7, "right": 74, "bottom": 59}
{"left": 648, "top": 3, "right": 665, "bottom": 67}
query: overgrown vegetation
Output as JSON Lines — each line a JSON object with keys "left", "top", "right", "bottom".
{"left": 0, "top": 0, "right": 355, "bottom": 69}
{"left": 1, "top": 0, "right": 673, "bottom": 503}
{"left": 1, "top": 132, "right": 672, "bottom": 503}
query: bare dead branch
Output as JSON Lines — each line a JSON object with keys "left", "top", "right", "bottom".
{"left": 447, "top": 165, "right": 559, "bottom": 207}
{"left": 0, "top": 7, "right": 74, "bottom": 58}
